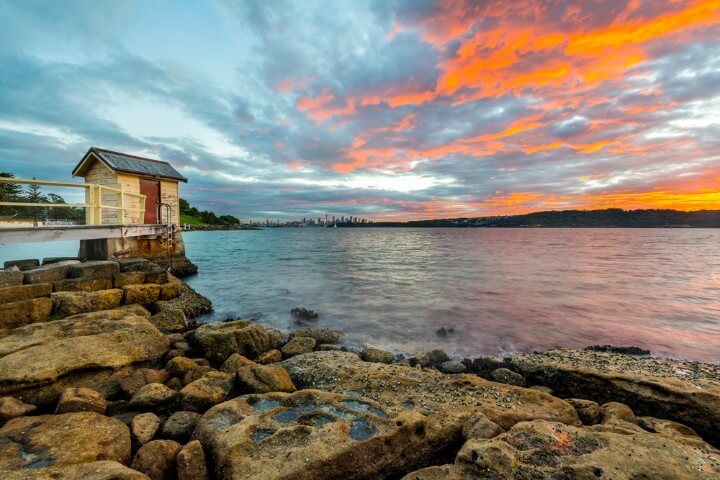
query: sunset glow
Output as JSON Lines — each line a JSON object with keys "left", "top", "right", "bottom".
{"left": 1, "top": 0, "right": 718, "bottom": 219}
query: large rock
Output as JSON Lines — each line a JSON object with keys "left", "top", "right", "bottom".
{"left": 0, "top": 283, "right": 52, "bottom": 304}
{"left": 190, "top": 320, "right": 282, "bottom": 365}
{"left": 51, "top": 289, "right": 123, "bottom": 317}
{"left": 129, "top": 383, "right": 177, "bottom": 411}
{"left": 0, "top": 297, "right": 53, "bottom": 329}
{"left": 221, "top": 353, "right": 296, "bottom": 394}
{"left": 0, "top": 412, "right": 131, "bottom": 470}
{"left": 194, "top": 389, "right": 456, "bottom": 480}
{"left": 158, "top": 274, "right": 183, "bottom": 300}
{"left": 4, "top": 259, "right": 39, "bottom": 271}
{"left": 131, "top": 412, "right": 161, "bottom": 445}
{"left": 131, "top": 440, "right": 182, "bottom": 480}
{"left": 180, "top": 371, "right": 235, "bottom": 412}
{"left": 66, "top": 260, "right": 119, "bottom": 279}
{"left": 0, "top": 269, "right": 24, "bottom": 288}
{"left": 0, "top": 314, "right": 169, "bottom": 406}
{"left": 0, "top": 461, "right": 148, "bottom": 480}
{"left": 52, "top": 275, "right": 113, "bottom": 292}
{"left": 162, "top": 410, "right": 201, "bottom": 442}
{"left": 149, "top": 308, "right": 187, "bottom": 333}
{"left": 114, "top": 271, "right": 146, "bottom": 287}
{"left": 361, "top": 346, "right": 393, "bottom": 364}
{"left": 290, "top": 327, "right": 342, "bottom": 344}
{"left": 282, "top": 352, "right": 579, "bottom": 436}
{"left": 511, "top": 348, "right": 720, "bottom": 446}
{"left": 123, "top": 284, "right": 162, "bottom": 305}
{"left": 281, "top": 336, "right": 315, "bottom": 357}
{"left": 120, "top": 368, "right": 170, "bottom": 397}
{"left": 402, "top": 419, "right": 720, "bottom": 480}
{"left": 152, "top": 283, "right": 212, "bottom": 319}
{"left": 176, "top": 440, "right": 208, "bottom": 480}
{"left": 55, "top": 387, "right": 106, "bottom": 414}
{"left": 0, "top": 396, "right": 37, "bottom": 422}
{"left": 22, "top": 263, "right": 75, "bottom": 284}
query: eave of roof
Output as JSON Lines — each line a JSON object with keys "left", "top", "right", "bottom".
{"left": 72, "top": 147, "right": 188, "bottom": 182}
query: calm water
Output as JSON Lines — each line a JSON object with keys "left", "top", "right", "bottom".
{"left": 2, "top": 228, "right": 719, "bottom": 362}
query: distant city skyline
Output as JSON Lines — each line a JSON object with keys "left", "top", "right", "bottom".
{"left": 1, "top": 0, "right": 719, "bottom": 220}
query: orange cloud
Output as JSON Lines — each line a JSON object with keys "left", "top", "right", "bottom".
{"left": 296, "top": 89, "right": 356, "bottom": 122}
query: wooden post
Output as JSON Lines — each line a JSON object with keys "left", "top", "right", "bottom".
{"left": 117, "top": 183, "right": 125, "bottom": 225}
{"left": 88, "top": 185, "right": 102, "bottom": 225}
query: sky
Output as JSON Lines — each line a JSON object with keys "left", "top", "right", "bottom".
{"left": 0, "top": 0, "right": 719, "bottom": 221}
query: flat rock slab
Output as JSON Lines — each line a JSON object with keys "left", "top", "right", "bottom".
{"left": 122, "top": 283, "right": 161, "bottom": 305}
{"left": 0, "top": 314, "right": 169, "bottom": 406}
{"left": 4, "top": 259, "right": 39, "bottom": 271}
{"left": 0, "top": 412, "right": 131, "bottom": 470}
{"left": 51, "top": 289, "right": 123, "bottom": 317}
{"left": 23, "top": 263, "right": 75, "bottom": 284}
{"left": 402, "top": 419, "right": 720, "bottom": 480}
{"left": 0, "top": 297, "right": 53, "bottom": 329}
{"left": 190, "top": 320, "right": 284, "bottom": 365}
{"left": 282, "top": 352, "right": 580, "bottom": 433}
{"left": 510, "top": 349, "right": 720, "bottom": 447}
{"left": 0, "top": 461, "right": 148, "bottom": 480}
{"left": 66, "top": 260, "right": 120, "bottom": 279}
{"left": 52, "top": 275, "right": 114, "bottom": 292}
{"left": 0, "top": 283, "right": 52, "bottom": 304}
{"left": 194, "top": 389, "right": 447, "bottom": 480}
{"left": 0, "top": 270, "right": 24, "bottom": 288}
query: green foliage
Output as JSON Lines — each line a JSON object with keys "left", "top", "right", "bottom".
{"left": 0, "top": 172, "right": 23, "bottom": 217}
{"left": 179, "top": 197, "right": 240, "bottom": 226}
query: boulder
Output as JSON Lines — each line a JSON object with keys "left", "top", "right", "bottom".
{"left": 66, "top": 260, "right": 119, "bottom": 279}
{"left": 361, "top": 346, "right": 394, "bottom": 364}
{"left": 461, "top": 412, "right": 504, "bottom": 440}
{"left": 0, "top": 412, "right": 131, "bottom": 470}
{"left": 129, "top": 383, "right": 177, "bottom": 411}
{"left": 166, "top": 357, "right": 199, "bottom": 378}
{"left": 51, "top": 289, "right": 123, "bottom": 317}
{"left": 52, "top": 275, "right": 113, "bottom": 292}
{"left": 0, "top": 283, "right": 52, "bottom": 304}
{"left": 131, "top": 412, "right": 161, "bottom": 445}
{"left": 62, "top": 304, "right": 151, "bottom": 321}
{"left": 282, "top": 352, "right": 580, "bottom": 438}
{"left": 461, "top": 355, "right": 507, "bottom": 377}
{"left": 114, "top": 271, "right": 146, "bottom": 287}
{"left": 119, "top": 258, "right": 152, "bottom": 272}
{"left": 120, "top": 368, "right": 170, "bottom": 397}
{"left": 55, "top": 387, "right": 106, "bottom": 415}
{"left": 180, "top": 372, "right": 235, "bottom": 412}
{"left": 153, "top": 283, "right": 212, "bottom": 319}
{"left": 0, "top": 396, "right": 37, "bottom": 423}
{"left": 131, "top": 440, "right": 182, "bottom": 480}
{"left": 4, "top": 259, "right": 39, "bottom": 271}
{"left": 190, "top": 320, "right": 282, "bottom": 365}
{"left": 22, "top": 263, "right": 74, "bottom": 284}
{"left": 158, "top": 275, "right": 183, "bottom": 300}
{"left": 511, "top": 348, "right": 720, "bottom": 447}
{"left": 182, "top": 366, "right": 214, "bottom": 386}
{"left": 0, "top": 270, "right": 24, "bottom": 288}
{"left": 0, "top": 314, "right": 169, "bottom": 406}
{"left": 256, "top": 349, "right": 282, "bottom": 364}
{"left": 0, "top": 297, "right": 53, "bottom": 329}
{"left": 566, "top": 398, "right": 602, "bottom": 425}
{"left": 290, "top": 327, "right": 342, "bottom": 344}
{"left": 222, "top": 353, "right": 296, "bottom": 394}
{"left": 149, "top": 308, "right": 187, "bottom": 333}
{"left": 144, "top": 269, "right": 168, "bottom": 285}
{"left": 490, "top": 367, "right": 525, "bottom": 386}
{"left": 439, "top": 360, "right": 466, "bottom": 374}
{"left": 162, "top": 411, "right": 201, "bottom": 442}
{"left": 123, "top": 284, "right": 161, "bottom": 305}
{"left": 42, "top": 256, "right": 83, "bottom": 265}
{"left": 403, "top": 419, "right": 720, "bottom": 480}
{"left": 0, "top": 461, "right": 148, "bottom": 480}
{"left": 176, "top": 440, "right": 209, "bottom": 480}
{"left": 282, "top": 336, "right": 316, "bottom": 357}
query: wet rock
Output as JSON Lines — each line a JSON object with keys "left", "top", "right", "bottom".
{"left": 413, "top": 419, "right": 720, "bottom": 479}
{"left": 149, "top": 308, "right": 187, "bottom": 333}
{"left": 361, "top": 346, "right": 394, "bottom": 364}
{"left": 256, "top": 349, "right": 282, "bottom": 364}
{"left": 131, "top": 440, "right": 182, "bottom": 480}
{"left": 0, "top": 314, "right": 169, "bottom": 406}
{"left": 66, "top": 260, "right": 119, "bottom": 279}
{"left": 427, "top": 349, "right": 449, "bottom": 365}
{"left": 162, "top": 411, "right": 201, "bottom": 442}
{"left": 194, "top": 389, "right": 444, "bottom": 480}
{"left": 159, "top": 274, "right": 183, "bottom": 301}
{"left": 122, "top": 284, "right": 161, "bottom": 306}
{"left": 129, "top": 383, "right": 177, "bottom": 411}
{"left": 182, "top": 366, "right": 214, "bottom": 386}
{"left": 566, "top": 398, "right": 602, "bottom": 425}
{"left": 166, "top": 377, "right": 184, "bottom": 391}
{"left": 144, "top": 269, "right": 168, "bottom": 285}
{"left": 51, "top": 289, "right": 124, "bottom": 317}
{"left": 290, "top": 327, "right": 342, "bottom": 344}
{"left": 490, "top": 367, "right": 525, "bottom": 386}
{"left": 0, "top": 460, "right": 148, "bottom": 480}
{"left": 52, "top": 276, "right": 114, "bottom": 293}
{"left": 439, "top": 360, "right": 466, "bottom": 374}
{"left": 166, "top": 356, "right": 198, "bottom": 378}
{"left": 435, "top": 326, "right": 455, "bottom": 337}
{"left": 190, "top": 320, "right": 281, "bottom": 365}
{"left": 222, "top": 353, "right": 296, "bottom": 394}
{"left": 131, "top": 412, "right": 161, "bottom": 445}
{"left": 0, "top": 412, "right": 131, "bottom": 470}
{"left": 107, "top": 399, "right": 129, "bottom": 416}
{"left": 114, "top": 271, "right": 146, "bottom": 288}
{"left": 317, "top": 344, "right": 342, "bottom": 351}
{"left": 180, "top": 371, "right": 234, "bottom": 412}
{"left": 176, "top": 440, "right": 209, "bottom": 480}
{"left": 461, "top": 412, "right": 504, "bottom": 440}
{"left": 281, "top": 336, "right": 316, "bottom": 357}
{"left": 0, "top": 269, "right": 24, "bottom": 288}
{"left": 586, "top": 344, "right": 651, "bottom": 355}
{"left": 461, "top": 355, "right": 506, "bottom": 377}
{"left": 0, "top": 297, "right": 53, "bottom": 329}
{"left": 55, "top": 387, "right": 106, "bottom": 415}
{"left": 152, "top": 283, "right": 212, "bottom": 320}
{"left": 0, "top": 396, "right": 36, "bottom": 423}
{"left": 0, "top": 283, "right": 52, "bottom": 304}
{"left": 510, "top": 348, "right": 720, "bottom": 447}
{"left": 120, "top": 368, "right": 170, "bottom": 398}
{"left": 290, "top": 307, "right": 319, "bottom": 321}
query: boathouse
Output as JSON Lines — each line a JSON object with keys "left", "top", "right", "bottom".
{"left": 72, "top": 147, "right": 187, "bottom": 226}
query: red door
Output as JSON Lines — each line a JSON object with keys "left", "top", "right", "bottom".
{"left": 140, "top": 179, "right": 160, "bottom": 224}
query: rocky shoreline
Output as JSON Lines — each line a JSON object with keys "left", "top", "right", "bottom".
{"left": 0, "top": 257, "right": 719, "bottom": 479}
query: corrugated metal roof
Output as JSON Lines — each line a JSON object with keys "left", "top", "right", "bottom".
{"left": 73, "top": 148, "right": 188, "bottom": 182}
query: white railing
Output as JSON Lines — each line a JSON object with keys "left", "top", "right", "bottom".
{"left": 0, "top": 177, "right": 146, "bottom": 225}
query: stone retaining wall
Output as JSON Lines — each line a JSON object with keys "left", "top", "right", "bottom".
{"left": 0, "top": 258, "right": 184, "bottom": 329}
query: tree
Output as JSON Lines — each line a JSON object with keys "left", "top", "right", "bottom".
{"left": 179, "top": 197, "right": 190, "bottom": 214}
{"left": 0, "top": 172, "right": 22, "bottom": 217}
{"left": 25, "top": 179, "right": 47, "bottom": 226}
{"left": 219, "top": 214, "right": 240, "bottom": 226}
